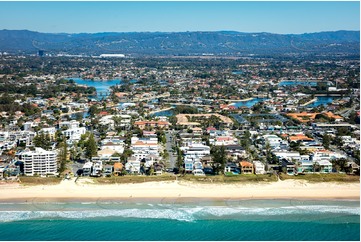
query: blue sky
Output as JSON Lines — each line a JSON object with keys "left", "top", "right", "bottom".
{"left": 0, "top": 1, "right": 359, "bottom": 34}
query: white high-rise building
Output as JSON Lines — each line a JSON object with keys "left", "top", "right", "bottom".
{"left": 19, "top": 148, "right": 57, "bottom": 176}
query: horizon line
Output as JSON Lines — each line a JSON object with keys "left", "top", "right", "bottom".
{"left": 1, "top": 28, "right": 360, "bottom": 36}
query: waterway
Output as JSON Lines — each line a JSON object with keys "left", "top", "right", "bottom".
{"left": 279, "top": 80, "right": 318, "bottom": 87}
{"left": 151, "top": 109, "right": 174, "bottom": 117}
{"left": 231, "top": 98, "right": 269, "bottom": 108}
{"left": 71, "top": 78, "right": 122, "bottom": 97}
{"left": 307, "top": 96, "right": 339, "bottom": 107}
{"left": 71, "top": 78, "right": 137, "bottom": 100}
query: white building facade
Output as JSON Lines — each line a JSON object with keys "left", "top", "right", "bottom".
{"left": 19, "top": 148, "right": 57, "bottom": 176}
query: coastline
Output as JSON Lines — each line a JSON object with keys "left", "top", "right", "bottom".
{"left": 0, "top": 179, "right": 359, "bottom": 202}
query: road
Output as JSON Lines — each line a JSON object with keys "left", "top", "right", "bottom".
{"left": 165, "top": 130, "right": 177, "bottom": 169}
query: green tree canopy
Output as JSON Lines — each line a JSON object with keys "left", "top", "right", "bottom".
{"left": 85, "top": 133, "right": 97, "bottom": 159}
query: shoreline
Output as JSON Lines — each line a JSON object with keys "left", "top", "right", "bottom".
{"left": 149, "top": 107, "right": 173, "bottom": 115}
{"left": 0, "top": 179, "right": 359, "bottom": 202}
{"left": 227, "top": 97, "right": 254, "bottom": 104}
{"left": 301, "top": 97, "right": 317, "bottom": 106}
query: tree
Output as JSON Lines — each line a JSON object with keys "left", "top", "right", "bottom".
{"left": 331, "top": 158, "right": 348, "bottom": 172}
{"left": 88, "top": 104, "right": 100, "bottom": 118}
{"left": 112, "top": 115, "right": 123, "bottom": 131}
{"left": 58, "top": 138, "right": 68, "bottom": 174}
{"left": 240, "top": 131, "right": 251, "bottom": 150}
{"left": 120, "top": 149, "right": 133, "bottom": 163}
{"left": 265, "top": 141, "right": 273, "bottom": 163}
{"left": 176, "top": 147, "right": 184, "bottom": 171}
{"left": 322, "top": 134, "right": 331, "bottom": 149}
{"left": 211, "top": 145, "right": 227, "bottom": 175}
{"left": 33, "top": 133, "right": 52, "bottom": 150}
{"left": 85, "top": 133, "right": 97, "bottom": 159}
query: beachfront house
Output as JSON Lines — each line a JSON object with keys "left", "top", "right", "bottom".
{"left": 125, "top": 157, "right": 141, "bottom": 174}
{"left": 82, "top": 162, "right": 93, "bottom": 176}
{"left": 104, "top": 165, "right": 113, "bottom": 177}
{"left": 181, "top": 144, "right": 210, "bottom": 172}
{"left": 317, "top": 160, "right": 333, "bottom": 173}
{"left": 113, "top": 163, "right": 124, "bottom": 176}
{"left": 298, "top": 155, "right": 313, "bottom": 173}
{"left": 239, "top": 161, "right": 254, "bottom": 174}
{"left": 281, "top": 159, "right": 296, "bottom": 175}
{"left": 253, "top": 160, "right": 266, "bottom": 174}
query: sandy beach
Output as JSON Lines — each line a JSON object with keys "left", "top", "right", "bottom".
{"left": 0, "top": 179, "right": 359, "bottom": 202}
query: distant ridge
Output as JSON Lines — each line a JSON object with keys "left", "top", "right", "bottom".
{"left": 0, "top": 29, "right": 359, "bottom": 56}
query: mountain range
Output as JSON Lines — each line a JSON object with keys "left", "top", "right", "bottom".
{"left": 0, "top": 29, "right": 359, "bottom": 56}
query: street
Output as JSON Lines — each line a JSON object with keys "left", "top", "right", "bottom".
{"left": 165, "top": 130, "right": 177, "bottom": 169}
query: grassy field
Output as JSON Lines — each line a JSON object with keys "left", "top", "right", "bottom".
{"left": 19, "top": 176, "right": 62, "bottom": 185}
{"left": 279, "top": 173, "right": 360, "bottom": 183}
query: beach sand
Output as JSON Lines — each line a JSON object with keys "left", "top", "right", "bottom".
{"left": 0, "top": 178, "right": 359, "bottom": 202}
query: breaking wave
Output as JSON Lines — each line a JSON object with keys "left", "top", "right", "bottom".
{"left": 0, "top": 203, "right": 359, "bottom": 223}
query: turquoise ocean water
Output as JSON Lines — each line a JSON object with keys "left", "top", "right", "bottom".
{"left": 0, "top": 199, "right": 359, "bottom": 241}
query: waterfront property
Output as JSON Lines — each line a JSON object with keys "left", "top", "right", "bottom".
{"left": 253, "top": 160, "right": 266, "bottom": 174}
{"left": 17, "top": 148, "right": 57, "bottom": 176}
{"left": 239, "top": 161, "right": 254, "bottom": 174}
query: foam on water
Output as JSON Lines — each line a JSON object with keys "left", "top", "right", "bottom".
{"left": 0, "top": 203, "right": 359, "bottom": 223}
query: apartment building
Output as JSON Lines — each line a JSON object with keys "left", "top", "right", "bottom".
{"left": 18, "top": 147, "right": 57, "bottom": 176}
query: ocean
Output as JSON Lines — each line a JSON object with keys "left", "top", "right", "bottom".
{"left": 0, "top": 199, "right": 359, "bottom": 241}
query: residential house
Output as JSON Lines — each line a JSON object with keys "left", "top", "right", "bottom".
{"left": 298, "top": 155, "right": 313, "bottom": 173}
{"left": 263, "top": 134, "right": 288, "bottom": 150}
{"left": 82, "top": 162, "right": 93, "bottom": 176}
{"left": 39, "top": 127, "right": 57, "bottom": 140}
{"left": 62, "top": 127, "right": 86, "bottom": 143}
{"left": 281, "top": 159, "right": 296, "bottom": 175}
{"left": 253, "top": 160, "right": 266, "bottom": 174}
{"left": 317, "top": 160, "right": 333, "bottom": 173}
{"left": 104, "top": 165, "right": 113, "bottom": 176}
{"left": 113, "top": 163, "right": 124, "bottom": 176}
{"left": 125, "top": 157, "right": 141, "bottom": 174}
{"left": 239, "top": 161, "right": 254, "bottom": 174}
{"left": 181, "top": 144, "right": 210, "bottom": 172}
{"left": 130, "top": 136, "right": 159, "bottom": 161}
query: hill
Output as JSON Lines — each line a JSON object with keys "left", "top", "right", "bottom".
{"left": 0, "top": 29, "right": 359, "bottom": 56}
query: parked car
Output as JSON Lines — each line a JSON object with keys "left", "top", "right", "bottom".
{"left": 76, "top": 169, "right": 84, "bottom": 176}
{"left": 192, "top": 169, "right": 205, "bottom": 176}
{"left": 203, "top": 167, "right": 215, "bottom": 175}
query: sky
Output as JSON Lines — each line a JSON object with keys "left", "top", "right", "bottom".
{"left": 0, "top": 1, "right": 359, "bottom": 34}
